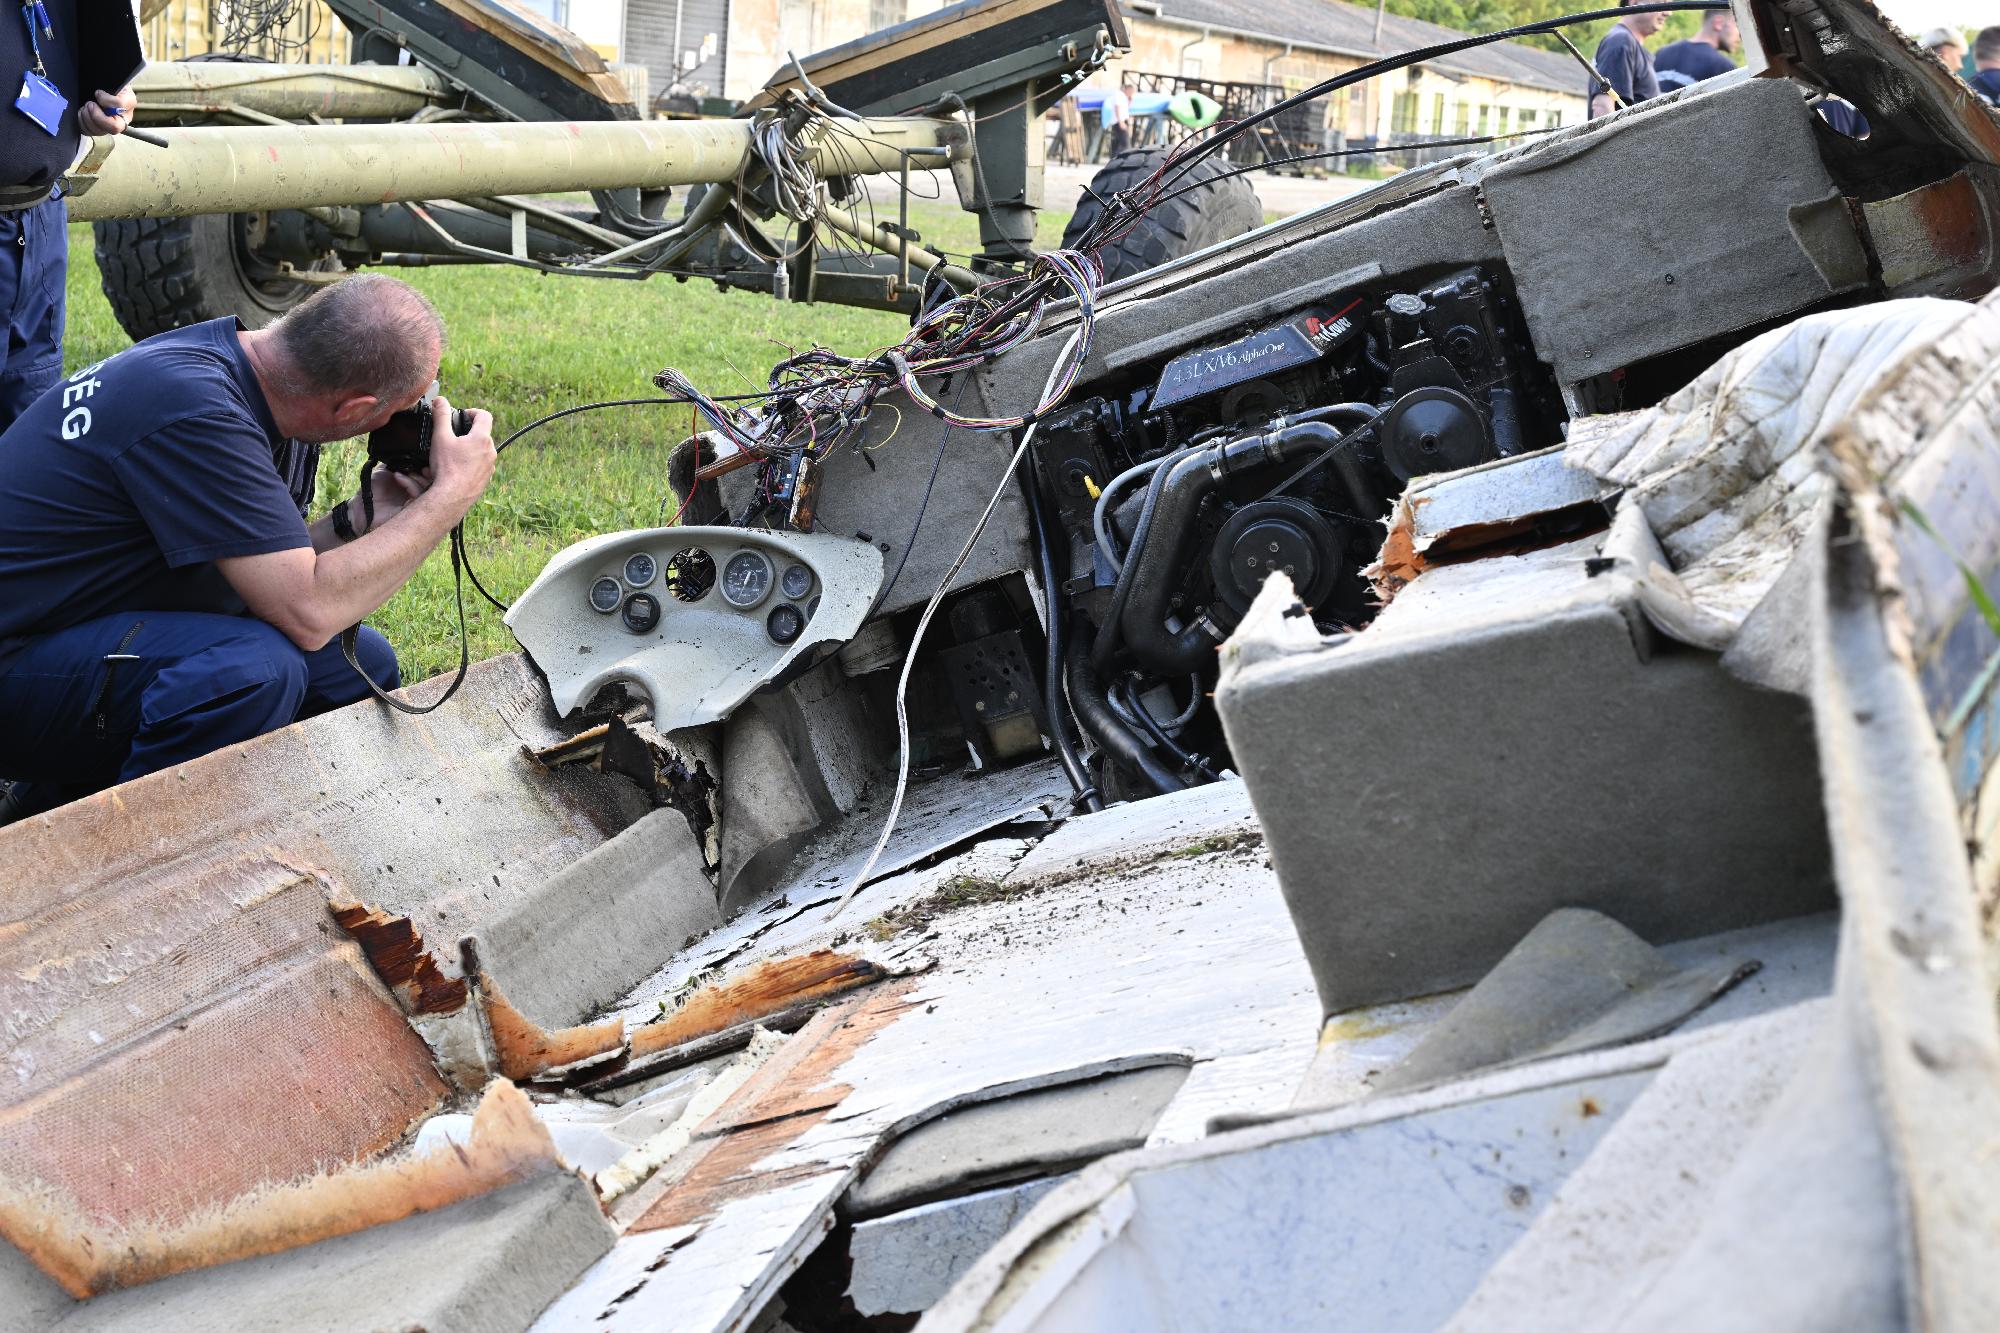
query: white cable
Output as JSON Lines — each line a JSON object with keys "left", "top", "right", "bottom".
{"left": 829, "top": 328, "right": 1085, "bottom": 918}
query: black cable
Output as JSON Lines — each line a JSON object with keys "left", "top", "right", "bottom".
{"left": 1077, "top": 1, "right": 1726, "bottom": 251}
{"left": 1141, "top": 128, "right": 1563, "bottom": 213}
{"left": 1019, "top": 459, "right": 1103, "bottom": 812}
{"left": 496, "top": 397, "right": 682, "bottom": 453}
{"left": 864, "top": 376, "right": 969, "bottom": 621}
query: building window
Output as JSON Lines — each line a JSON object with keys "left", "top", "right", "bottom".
{"left": 1452, "top": 102, "right": 1470, "bottom": 135}
{"left": 1476, "top": 104, "right": 1490, "bottom": 134}
{"left": 1548, "top": 109, "right": 1563, "bottom": 128}
{"left": 1392, "top": 91, "right": 1417, "bottom": 134}
{"left": 1430, "top": 93, "right": 1445, "bottom": 134}
{"left": 869, "top": 0, "right": 907, "bottom": 28}
{"left": 1518, "top": 109, "right": 1538, "bottom": 129}
{"left": 1495, "top": 105, "right": 1511, "bottom": 133}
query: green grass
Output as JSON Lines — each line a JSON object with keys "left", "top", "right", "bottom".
{"left": 63, "top": 200, "right": 1070, "bottom": 681}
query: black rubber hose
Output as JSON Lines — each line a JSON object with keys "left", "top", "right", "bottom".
{"left": 1488, "top": 384, "right": 1524, "bottom": 457}
{"left": 1117, "top": 420, "right": 1351, "bottom": 677}
{"left": 1089, "top": 451, "right": 1177, "bottom": 672}
{"left": 1019, "top": 465, "right": 1104, "bottom": 813}
{"left": 1119, "top": 678, "right": 1218, "bottom": 784}
{"left": 1068, "top": 618, "right": 1188, "bottom": 796}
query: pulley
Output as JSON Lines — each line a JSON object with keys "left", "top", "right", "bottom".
{"left": 1379, "top": 385, "right": 1488, "bottom": 481}
{"left": 1209, "top": 497, "right": 1344, "bottom": 615}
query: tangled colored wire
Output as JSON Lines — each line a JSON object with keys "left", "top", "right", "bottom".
{"left": 651, "top": 242, "right": 1102, "bottom": 507}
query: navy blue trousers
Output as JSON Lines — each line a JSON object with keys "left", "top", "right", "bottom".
{"left": 0, "top": 195, "right": 67, "bottom": 429}
{"left": 0, "top": 612, "right": 400, "bottom": 809}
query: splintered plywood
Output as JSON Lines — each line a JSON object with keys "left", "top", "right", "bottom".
{"left": 628, "top": 983, "right": 919, "bottom": 1236}
{"left": 0, "top": 853, "right": 448, "bottom": 1291}
{"left": 5, "top": 1079, "right": 566, "bottom": 1298}
{"left": 628, "top": 951, "right": 886, "bottom": 1058}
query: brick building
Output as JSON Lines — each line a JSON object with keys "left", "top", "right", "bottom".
{"left": 134, "top": 0, "right": 1585, "bottom": 141}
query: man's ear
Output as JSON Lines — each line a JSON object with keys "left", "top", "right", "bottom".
{"left": 332, "top": 394, "right": 384, "bottom": 432}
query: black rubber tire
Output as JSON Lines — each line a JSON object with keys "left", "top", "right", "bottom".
{"left": 90, "top": 51, "right": 338, "bottom": 341}
{"left": 1061, "top": 146, "right": 1264, "bottom": 284}
{"left": 92, "top": 213, "right": 338, "bottom": 341}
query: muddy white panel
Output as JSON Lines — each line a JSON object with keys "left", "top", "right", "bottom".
{"left": 506, "top": 527, "right": 881, "bottom": 724}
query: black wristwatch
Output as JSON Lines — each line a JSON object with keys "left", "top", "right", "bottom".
{"left": 331, "top": 499, "right": 358, "bottom": 542}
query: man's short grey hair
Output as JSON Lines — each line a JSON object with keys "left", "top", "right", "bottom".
{"left": 268, "top": 273, "right": 444, "bottom": 403}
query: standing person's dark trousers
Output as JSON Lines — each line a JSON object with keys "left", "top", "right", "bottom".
{"left": 0, "top": 194, "right": 66, "bottom": 428}
{"left": 0, "top": 614, "right": 399, "bottom": 812}
{"left": 1107, "top": 122, "right": 1130, "bottom": 158}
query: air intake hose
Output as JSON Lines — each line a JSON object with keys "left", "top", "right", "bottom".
{"left": 1115, "top": 412, "right": 1375, "bottom": 677}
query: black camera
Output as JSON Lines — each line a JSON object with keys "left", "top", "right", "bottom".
{"left": 367, "top": 398, "right": 474, "bottom": 475}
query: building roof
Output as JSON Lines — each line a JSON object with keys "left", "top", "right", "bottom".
{"left": 1123, "top": 0, "right": 1589, "bottom": 98}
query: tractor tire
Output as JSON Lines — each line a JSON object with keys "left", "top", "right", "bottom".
{"left": 1060, "top": 146, "right": 1263, "bottom": 284}
{"left": 92, "top": 214, "right": 337, "bottom": 341}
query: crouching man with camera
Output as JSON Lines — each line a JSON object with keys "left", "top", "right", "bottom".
{"left": 0, "top": 274, "right": 495, "bottom": 821}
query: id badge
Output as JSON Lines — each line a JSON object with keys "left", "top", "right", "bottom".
{"left": 14, "top": 69, "right": 65, "bottom": 137}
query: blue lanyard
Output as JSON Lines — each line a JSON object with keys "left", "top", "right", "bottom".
{"left": 19, "top": 2, "right": 50, "bottom": 77}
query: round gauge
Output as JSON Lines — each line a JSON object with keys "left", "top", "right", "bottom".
{"left": 780, "top": 563, "right": 814, "bottom": 601}
{"left": 665, "top": 547, "right": 715, "bottom": 603}
{"left": 767, "top": 603, "right": 805, "bottom": 645}
{"left": 805, "top": 594, "right": 821, "bottom": 623}
{"left": 623, "top": 551, "right": 658, "bottom": 588}
{"left": 589, "top": 576, "right": 623, "bottom": 614}
{"left": 621, "top": 592, "right": 661, "bottom": 634}
{"left": 720, "top": 550, "right": 774, "bottom": 609}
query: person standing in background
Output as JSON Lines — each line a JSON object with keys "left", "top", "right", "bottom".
{"left": 1102, "top": 75, "right": 1133, "bottom": 159}
{"left": 1920, "top": 27, "right": 1965, "bottom": 75}
{"left": 1968, "top": 27, "right": 2000, "bottom": 104}
{"left": 1, "top": 0, "right": 137, "bottom": 428}
{"left": 1587, "top": 0, "right": 1664, "bottom": 119}
{"left": 1653, "top": 9, "right": 1739, "bottom": 93}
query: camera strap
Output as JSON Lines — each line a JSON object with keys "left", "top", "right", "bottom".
{"left": 340, "top": 458, "right": 471, "bottom": 716}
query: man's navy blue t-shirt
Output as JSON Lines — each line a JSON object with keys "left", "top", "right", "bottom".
{"left": 1588, "top": 24, "right": 1659, "bottom": 116}
{"left": 0, "top": 318, "right": 318, "bottom": 654}
{"left": 1972, "top": 69, "right": 2000, "bottom": 104}
{"left": 1653, "top": 39, "right": 1735, "bottom": 93}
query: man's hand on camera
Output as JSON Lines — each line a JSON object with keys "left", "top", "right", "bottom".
{"left": 78, "top": 87, "right": 138, "bottom": 137}
{"left": 354, "top": 464, "right": 429, "bottom": 535}
{"left": 428, "top": 396, "right": 498, "bottom": 513}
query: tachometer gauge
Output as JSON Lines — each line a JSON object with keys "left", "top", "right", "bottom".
{"left": 589, "top": 576, "right": 622, "bottom": 614}
{"left": 623, "top": 551, "right": 657, "bottom": 588}
{"left": 720, "top": 550, "right": 774, "bottom": 609}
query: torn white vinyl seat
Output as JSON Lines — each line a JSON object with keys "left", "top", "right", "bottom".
{"left": 505, "top": 527, "right": 883, "bottom": 726}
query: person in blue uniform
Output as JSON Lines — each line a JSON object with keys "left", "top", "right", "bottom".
{"left": 1, "top": 0, "right": 137, "bottom": 427}
{"left": 1653, "top": 10, "right": 1738, "bottom": 93}
{"left": 1587, "top": 0, "right": 1665, "bottom": 119}
{"left": 1970, "top": 27, "right": 2000, "bottom": 104}
{"left": 0, "top": 275, "right": 497, "bottom": 820}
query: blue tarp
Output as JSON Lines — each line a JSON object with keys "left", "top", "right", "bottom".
{"left": 1067, "top": 89, "right": 1173, "bottom": 115}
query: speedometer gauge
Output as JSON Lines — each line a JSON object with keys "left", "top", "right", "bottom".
{"left": 720, "top": 550, "right": 774, "bottom": 609}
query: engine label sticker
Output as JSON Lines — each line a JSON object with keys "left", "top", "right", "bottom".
{"left": 1152, "top": 303, "right": 1361, "bottom": 410}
